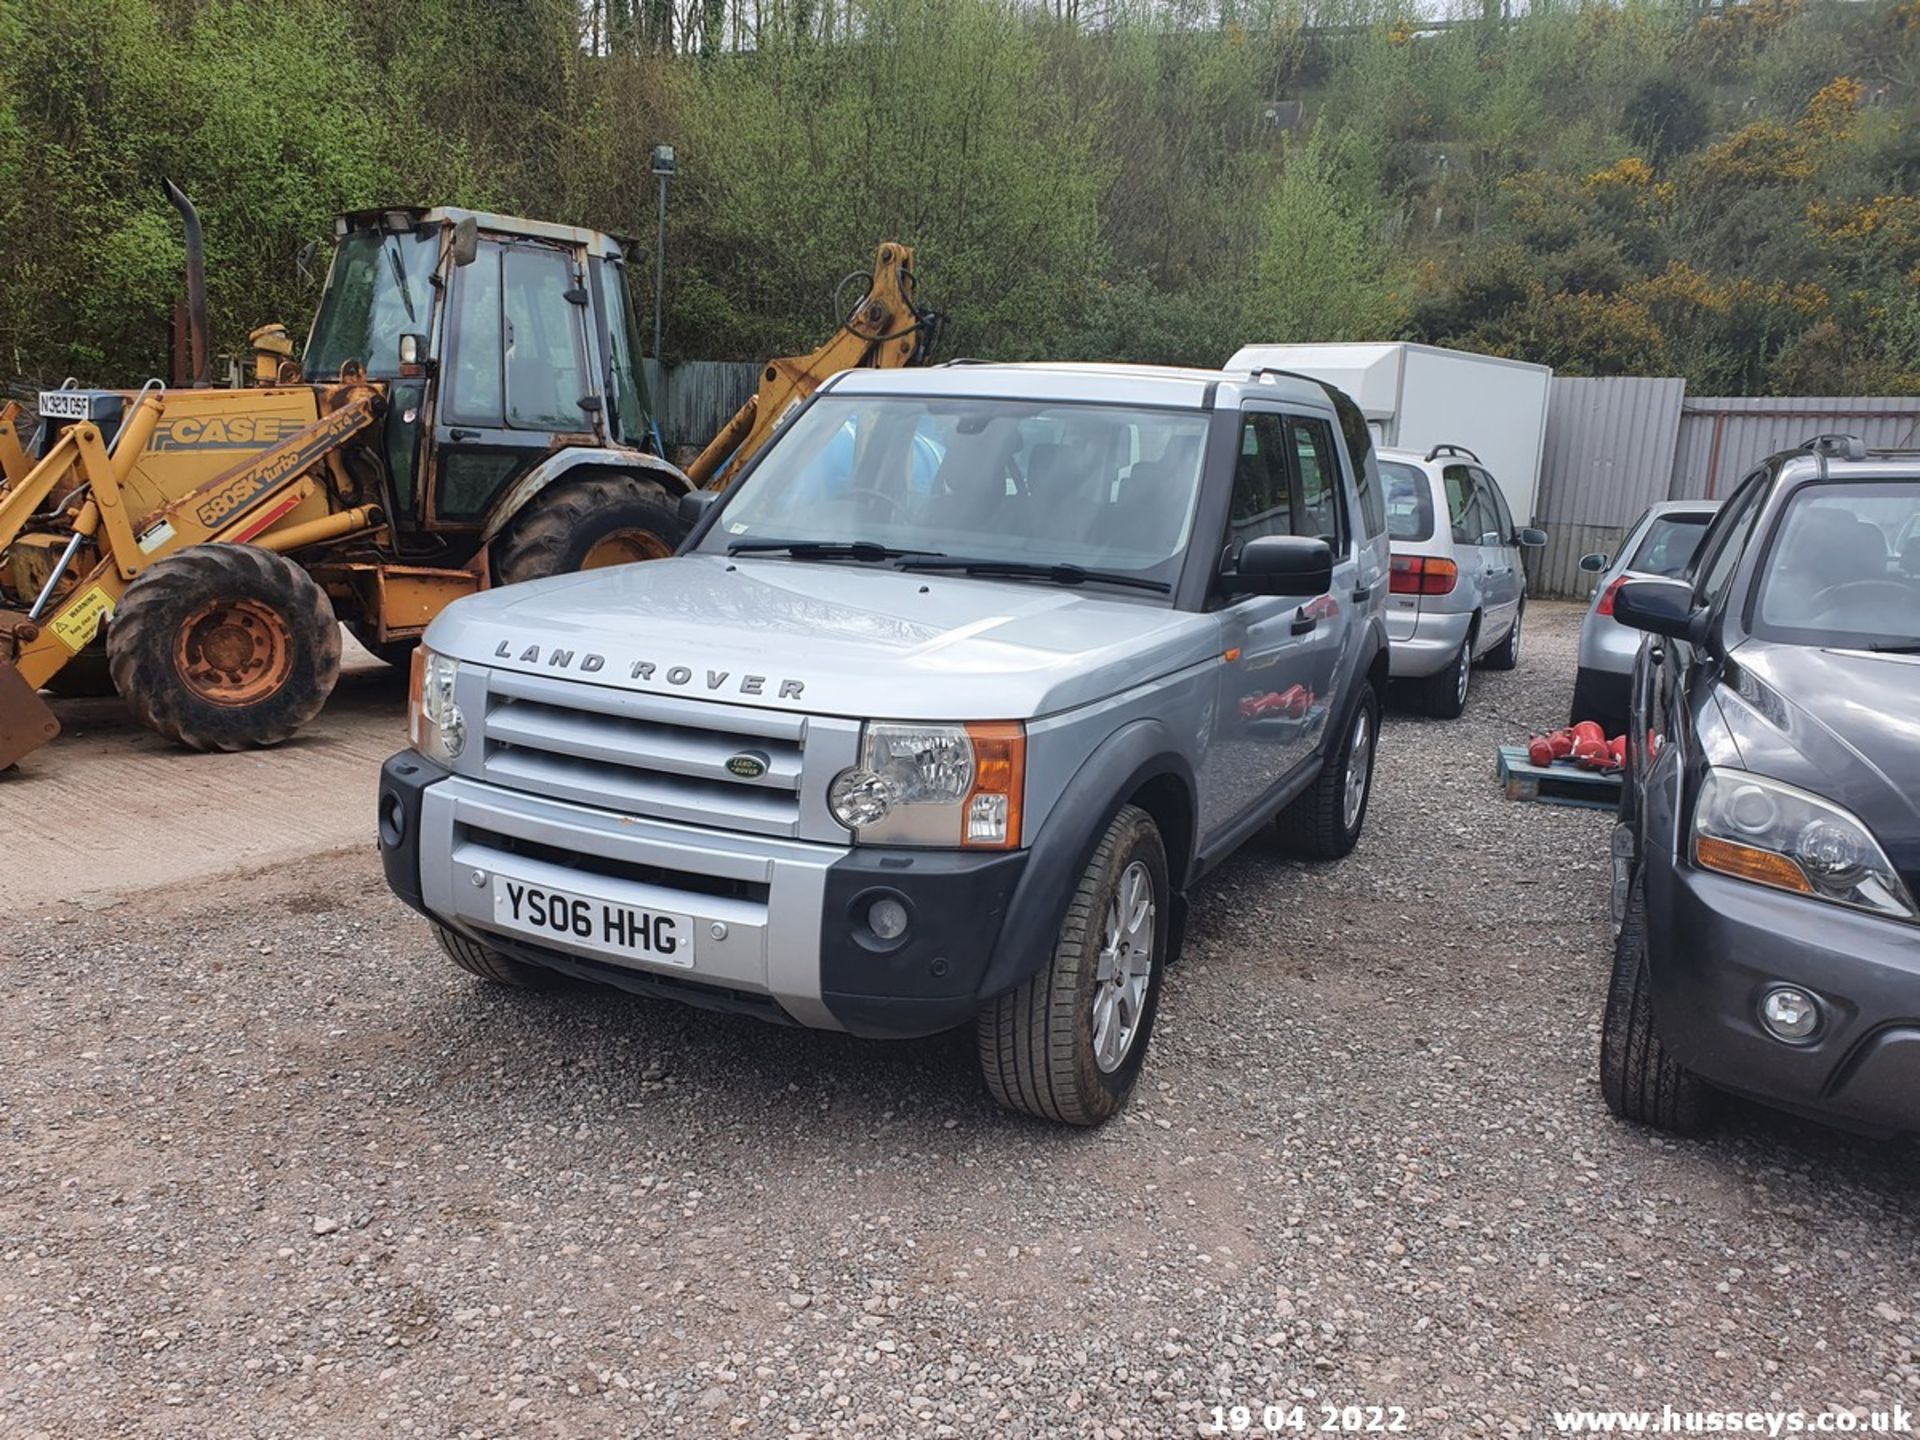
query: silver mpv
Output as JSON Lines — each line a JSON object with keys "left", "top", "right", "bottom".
{"left": 1378, "top": 445, "right": 1547, "bottom": 717}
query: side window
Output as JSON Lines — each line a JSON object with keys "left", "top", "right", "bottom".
{"left": 1695, "top": 471, "right": 1769, "bottom": 607}
{"left": 1355, "top": 454, "right": 1387, "bottom": 539}
{"left": 502, "top": 245, "right": 589, "bottom": 430}
{"left": 1478, "top": 469, "right": 1515, "bottom": 541}
{"left": 1444, "top": 465, "right": 1476, "bottom": 544}
{"left": 1288, "top": 417, "right": 1347, "bottom": 552}
{"left": 443, "top": 241, "right": 505, "bottom": 427}
{"left": 1229, "top": 414, "right": 1291, "bottom": 556}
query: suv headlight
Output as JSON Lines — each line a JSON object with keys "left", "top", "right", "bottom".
{"left": 828, "top": 721, "right": 1025, "bottom": 848}
{"left": 1692, "top": 769, "right": 1915, "bottom": 920}
{"left": 407, "top": 647, "right": 466, "bottom": 765}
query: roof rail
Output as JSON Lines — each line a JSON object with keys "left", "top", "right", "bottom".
{"left": 1802, "top": 433, "right": 1867, "bottom": 461}
{"left": 936, "top": 357, "right": 998, "bottom": 366}
{"left": 1425, "top": 443, "right": 1481, "bottom": 463}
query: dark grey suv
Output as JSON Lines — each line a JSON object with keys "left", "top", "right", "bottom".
{"left": 1600, "top": 436, "right": 1920, "bottom": 1136}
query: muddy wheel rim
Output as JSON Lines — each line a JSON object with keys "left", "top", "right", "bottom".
{"left": 1509, "top": 609, "right": 1522, "bottom": 662}
{"left": 581, "top": 529, "right": 673, "bottom": 569}
{"left": 174, "top": 598, "right": 293, "bottom": 706}
{"left": 1090, "top": 860, "right": 1156, "bottom": 1074}
{"left": 1455, "top": 642, "right": 1471, "bottom": 706}
{"left": 1343, "top": 704, "right": 1374, "bottom": 832}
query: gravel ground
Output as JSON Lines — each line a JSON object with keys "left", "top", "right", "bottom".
{"left": 3, "top": 600, "right": 1916, "bottom": 1439}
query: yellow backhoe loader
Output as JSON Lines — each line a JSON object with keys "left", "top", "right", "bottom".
{"left": 0, "top": 187, "right": 942, "bottom": 770}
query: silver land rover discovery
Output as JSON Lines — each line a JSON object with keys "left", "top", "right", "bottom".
{"left": 378, "top": 363, "right": 1391, "bottom": 1124}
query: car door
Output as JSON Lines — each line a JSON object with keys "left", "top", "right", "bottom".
{"left": 1198, "top": 408, "right": 1347, "bottom": 838}
{"left": 1474, "top": 466, "right": 1522, "bottom": 640}
{"left": 426, "top": 237, "right": 602, "bottom": 529}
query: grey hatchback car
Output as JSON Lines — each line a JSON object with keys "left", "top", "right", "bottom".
{"left": 1379, "top": 445, "right": 1547, "bottom": 717}
{"left": 1571, "top": 500, "right": 1720, "bottom": 735}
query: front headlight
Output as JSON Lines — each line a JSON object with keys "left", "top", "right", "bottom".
{"left": 828, "top": 721, "right": 1025, "bottom": 848}
{"left": 1692, "top": 769, "right": 1915, "bottom": 920}
{"left": 407, "top": 647, "right": 466, "bottom": 765}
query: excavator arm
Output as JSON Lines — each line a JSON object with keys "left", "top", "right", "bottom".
{"left": 683, "top": 243, "right": 943, "bottom": 491}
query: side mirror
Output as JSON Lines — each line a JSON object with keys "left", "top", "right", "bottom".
{"left": 1221, "top": 535, "right": 1333, "bottom": 597}
{"left": 1612, "top": 579, "right": 1700, "bottom": 641}
{"left": 678, "top": 490, "right": 720, "bottom": 526}
{"left": 1517, "top": 527, "right": 1549, "bottom": 548}
{"left": 449, "top": 215, "right": 479, "bottom": 268}
{"left": 1578, "top": 551, "right": 1609, "bottom": 573}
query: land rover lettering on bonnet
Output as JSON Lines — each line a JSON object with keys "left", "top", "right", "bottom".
{"left": 380, "top": 361, "right": 1391, "bottom": 1126}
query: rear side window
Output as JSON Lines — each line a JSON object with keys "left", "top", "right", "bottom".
{"left": 1629, "top": 513, "right": 1712, "bottom": 579}
{"left": 1289, "top": 417, "right": 1347, "bottom": 552}
{"left": 1444, "top": 464, "right": 1476, "bottom": 543}
{"left": 1380, "top": 460, "right": 1433, "bottom": 542}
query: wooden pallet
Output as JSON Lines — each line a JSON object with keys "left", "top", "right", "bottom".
{"left": 1496, "top": 745, "right": 1623, "bottom": 811}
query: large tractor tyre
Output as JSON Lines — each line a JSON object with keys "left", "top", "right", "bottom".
{"left": 106, "top": 543, "right": 342, "bottom": 752}
{"left": 492, "top": 472, "right": 688, "bottom": 586}
{"left": 42, "top": 640, "right": 117, "bottom": 698}
{"left": 346, "top": 622, "right": 419, "bottom": 669}
{"left": 434, "top": 924, "right": 560, "bottom": 991}
{"left": 977, "top": 805, "right": 1170, "bottom": 1126}
{"left": 1598, "top": 873, "right": 1716, "bottom": 1135}
{"left": 1275, "top": 682, "right": 1380, "bottom": 860}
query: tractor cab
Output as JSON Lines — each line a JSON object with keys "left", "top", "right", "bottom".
{"left": 298, "top": 207, "right": 658, "bottom": 555}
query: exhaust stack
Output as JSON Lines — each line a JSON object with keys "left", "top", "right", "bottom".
{"left": 162, "top": 179, "right": 210, "bottom": 388}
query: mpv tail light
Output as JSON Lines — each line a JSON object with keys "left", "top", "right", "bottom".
{"left": 1595, "top": 577, "right": 1627, "bottom": 617}
{"left": 1389, "top": 555, "right": 1459, "bottom": 596}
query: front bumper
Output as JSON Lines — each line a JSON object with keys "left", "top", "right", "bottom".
{"left": 1385, "top": 604, "right": 1472, "bottom": 679}
{"left": 378, "top": 752, "right": 1027, "bottom": 1038}
{"left": 1646, "top": 855, "right": 1920, "bottom": 1133}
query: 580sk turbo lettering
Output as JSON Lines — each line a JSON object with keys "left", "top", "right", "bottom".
{"left": 379, "top": 361, "right": 1391, "bottom": 1125}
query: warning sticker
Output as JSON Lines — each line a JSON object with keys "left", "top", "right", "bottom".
{"left": 50, "top": 585, "right": 114, "bottom": 652}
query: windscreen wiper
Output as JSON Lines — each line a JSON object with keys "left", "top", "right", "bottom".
{"left": 386, "top": 240, "right": 417, "bottom": 323}
{"left": 726, "top": 539, "right": 944, "bottom": 562}
{"left": 1863, "top": 640, "right": 1920, "bottom": 654}
{"left": 896, "top": 557, "right": 1172, "bottom": 593}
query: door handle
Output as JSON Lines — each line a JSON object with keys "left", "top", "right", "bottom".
{"left": 1351, "top": 584, "right": 1372, "bottom": 603}
{"left": 448, "top": 427, "right": 481, "bottom": 441}
{"left": 1291, "top": 609, "right": 1317, "bottom": 636}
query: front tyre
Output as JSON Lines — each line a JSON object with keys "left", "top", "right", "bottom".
{"left": 1275, "top": 682, "right": 1379, "bottom": 859}
{"left": 434, "top": 924, "right": 560, "bottom": 990}
{"left": 492, "top": 472, "right": 687, "bottom": 585}
{"left": 107, "top": 543, "right": 341, "bottom": 751}
{"left": 977, "top": 805, "right": 1169, "bottom": 1126}
{"left": 1599, "top": 872, "right": 1715, "bottom": 1134}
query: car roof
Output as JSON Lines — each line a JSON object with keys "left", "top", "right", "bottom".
{"left": 826, "top": 361, "right": 1331, "bottom": 413}
{"left": 1643, "top": 499, "right": 1721, "bottom": 516}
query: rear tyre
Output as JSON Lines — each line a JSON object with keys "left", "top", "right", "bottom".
{"left": 1484, "top": 601, "right": 1523, "bottom": 671}
{"left": 1418, "top": 635, "right": 1471, "bottom": 718}
{"left": 1599, "top": 873, "right": 1715, "bottom": 1134}
{"left": 492, "top": 472, "right": 688, "bottom": 586}
{"left": 1275, "top": 682, "right": 1379, "bottom": 860}
{"left": 433, "top": 924, "right": 560, "bottom": 990}
{"left": 976, "top": 805, "right": 1168, "bottom": 1126}
{"left": 107, "top": 543, "right": 341, "bottom": 751}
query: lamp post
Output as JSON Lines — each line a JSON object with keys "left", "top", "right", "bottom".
{"left": 649, "top": 144, "right": 677, "bottom": 360}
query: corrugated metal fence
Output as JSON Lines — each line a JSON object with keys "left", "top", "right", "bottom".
{"left": 641, "top": 359, "right": 760, "bottom": 454}
{"left": 1532, "top": 382, "right": 1920, "bottom": 598}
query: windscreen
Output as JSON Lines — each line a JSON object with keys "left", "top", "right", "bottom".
{"left": 304, "top": 229, "right": 439, "bottom": 380}
{"left": 1380, "top": 460, "right": 1434, "bottom": 542}
{"left": 1753, "top": 482, "right": 1920, "bottom": 650}
{"left": 706, "top": 395, "right": 1210, "bottom": 589}
{"left": 1627, "top": 513, "right": 1712, "bottom": 579}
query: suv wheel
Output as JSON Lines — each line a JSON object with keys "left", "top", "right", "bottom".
{"left": 1275, "top": 683, "right": 1379, "bottom": 859}
{"left": 1598, "top": 873, "right": 1715, "bottom": 1134}
{"left": 1484, "top": 602, "right": 1523, "bottom": 671}
{"left": 976, "top": 805, "right": 1168, "bottom": 1125}
{"left": 1418, "top": 636, "right": 1472, "bottom": 718}
{"left": 434, "top": 924, "right": 560, "bottom": 990}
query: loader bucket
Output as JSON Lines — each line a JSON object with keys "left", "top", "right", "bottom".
{"left": 0, "top": 651, "right": 60, "bottom": 770}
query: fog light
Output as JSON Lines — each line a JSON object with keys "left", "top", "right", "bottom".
{"left": 830, "top": 769, "right": 892, "bottom": 829}
{"left": 1760, "top": 987, "right": 1820, "bottom": 1041}
{"left": 867, "top": 896, "right": 909, "bottom": 942}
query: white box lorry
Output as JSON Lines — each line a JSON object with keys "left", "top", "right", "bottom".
{"left": 1224, "top": 343, "right": 1553, "bottom": 525}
